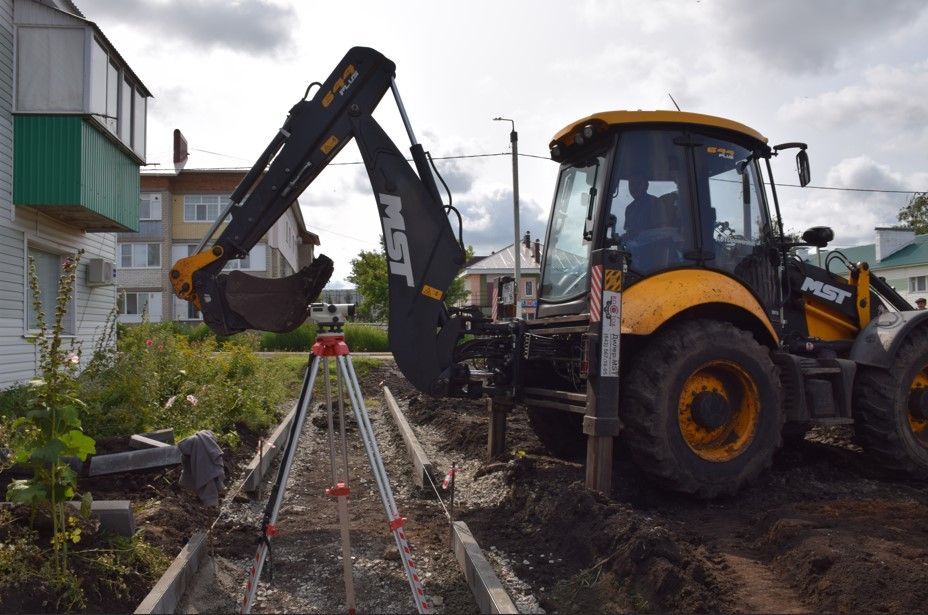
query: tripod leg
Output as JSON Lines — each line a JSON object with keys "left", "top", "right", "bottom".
{"left": 337, "top": 355, "right": 432, "bottom": 614}
{"left": 241, "top": 353, "right": 321, "bottom": 614}
{"left": 326, "top": 355, "right": 357, "bottom": 614}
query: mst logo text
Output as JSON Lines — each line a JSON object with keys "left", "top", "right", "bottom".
{"left": 801, "top": 277, "right": 852, "bottom": 305}
{"left": 379, "top": 193, "right": 414, "bottom": 287}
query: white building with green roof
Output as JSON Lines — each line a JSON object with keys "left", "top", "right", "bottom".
{"left": 821, "top": 228, "right": 928, "bottom": 307}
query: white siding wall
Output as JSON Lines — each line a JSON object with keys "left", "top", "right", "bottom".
{"left": 0, "top": 0, "right": 11, "bottom": 225}
{"left": 0, "top": 208, "right": 118, "bottom": 388}
{"left": 878, "top": 264, "right": 928, "bottom": 307}
{"left": 266, "top": 207, "right": 300, "bottom": 273}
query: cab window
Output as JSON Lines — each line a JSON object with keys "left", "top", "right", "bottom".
{"left": 540, "top": 156, "right": 604, "bottom": 301}
{"left": 693, "top": 137, "right": 778, "bottom": 305}
{"left": 605, "top": 129, "right": 695, "bottom": 275}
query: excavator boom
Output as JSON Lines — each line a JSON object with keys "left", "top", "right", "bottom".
{"left": 170, "top": 47, "right": 475, "bottom": 395}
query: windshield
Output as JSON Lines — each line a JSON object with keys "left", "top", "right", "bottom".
{"left": 540, "top": 155, "right": 604, "bottom": 302}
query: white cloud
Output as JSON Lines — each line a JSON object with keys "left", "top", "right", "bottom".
{"left": 779, "top": 156, "right": 917, "bottom": 246}
{"left": 778, "top": 62, "right": 928, "bottom": 134}
{"left": 79, "top": 0, "right": 297, "bottom": 55}
{"left": 705, "top": 0, "right": 927, "bottom": 74}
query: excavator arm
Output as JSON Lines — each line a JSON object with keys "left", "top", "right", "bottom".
{"left": 170, "top": 47, "right": 497, "bottom": 396}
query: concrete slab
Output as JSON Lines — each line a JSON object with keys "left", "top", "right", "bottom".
{"left": 129, "top": 429, "right": 175, "bottom": 449}
{"left": 134, "top": 532, "right": 208, "bottom": 614}
{"left": 452, "top": 521, "right": 519, "bottom": 614}
{"left": 130, "top": 434, "right": 171, "bottom": 449}
{"left": 383, "top": 386, "right": 434, "bottom": 489}
{"left": 88, "top": 446, "right": 181, "bottom": 476}
{"left": 68, "top": 500, "right": 136, "bottom": 536}
{"left": 241, "top": 405, "right": 297, "bottom": 494}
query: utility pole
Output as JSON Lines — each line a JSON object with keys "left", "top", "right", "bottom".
{"left": 493, "top": 117, "right": 521, "bottom": 318}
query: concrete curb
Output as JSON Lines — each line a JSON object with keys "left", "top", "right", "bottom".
{"left": 381, "top": 386, "right": 518, "bottom": 614}
{"left": 452, "top": 521, "right": 520, "bottom": 614}
{"left": 241, "top": 404, "right": 297, "bottom": 494}
{"left": 134, "top": 532, "right": 208, "bottom": 614}
{"left": 383, "top": 386, "right": 434, "bottom": 489}
{"left": 1, "top": 500, "right": 135, "bottom": 536}
{"left": 88, "top": 446, "right": 181, "bottom": 476}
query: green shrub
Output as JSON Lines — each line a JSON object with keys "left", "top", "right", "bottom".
{"left": 343, "top": 324, "right": 389, "bottom": 352}
{"left": 78, "top": 321, "right": 288, "bottom": 447}
{"left": 260, "top": 322, "right": 317, "bottom": 351}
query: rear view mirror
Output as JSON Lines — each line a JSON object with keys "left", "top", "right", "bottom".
{"left": 796, "top": 150, "right": 811, "bottom": 187}
{"left": 802, "top": 226, "right": 833, "bottom": 248}
{"left": 773, "top": 142, "right": 811, "bottom": 188}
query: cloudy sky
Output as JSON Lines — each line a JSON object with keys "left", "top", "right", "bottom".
{"left": 79, "top": 0, "right": 928, "bottom": 287}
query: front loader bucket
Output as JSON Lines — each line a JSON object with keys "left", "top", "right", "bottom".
{"left": 199, "top": 254, "right": 333, "bottom": 335}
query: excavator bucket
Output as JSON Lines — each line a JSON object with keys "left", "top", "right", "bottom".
{"left": 199, "top": 255, "right": 333, "bottom": 335}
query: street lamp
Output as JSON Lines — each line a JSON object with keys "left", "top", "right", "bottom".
{"left": 493, "top": 116, "right": 521, "bottom": 319}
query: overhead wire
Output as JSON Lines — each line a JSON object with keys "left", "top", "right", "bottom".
{"left": 151, "top": 150, "right": 926, "bottom": 195}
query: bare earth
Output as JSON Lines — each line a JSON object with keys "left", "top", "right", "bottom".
{"left": 191, "top": 360, "right": 928, "bottom": 614}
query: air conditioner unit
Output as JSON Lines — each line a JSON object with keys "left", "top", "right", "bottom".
{"left": 87, "top": 258, "right": 116, "bottom": 286}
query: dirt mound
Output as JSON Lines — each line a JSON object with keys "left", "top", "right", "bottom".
{"left": 759, "top": 498, "right": 928, "bottom": 613}
{"left": 467, "top": 466, "right": 730, "bottom": 613}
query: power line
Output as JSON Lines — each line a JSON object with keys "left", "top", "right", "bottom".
{"left": 161, "top": 148, "right": 927, "bottom": 196}
{"left": 770, "top": 182, "right": 922, "bottom": 195}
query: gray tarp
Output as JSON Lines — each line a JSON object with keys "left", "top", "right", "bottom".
{"left": 178, "top": 430, "right": 225, "bottom": 506}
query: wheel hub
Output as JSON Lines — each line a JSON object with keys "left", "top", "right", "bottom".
{"left": 690, "top": 391, "right": 732, "bottom": 430}
{"left": 910, "top": 388, "right": 928, "bottom": 421}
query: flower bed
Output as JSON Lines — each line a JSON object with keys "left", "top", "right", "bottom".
{"left": 0, "top": 252, "right": 307, "bottom": 612}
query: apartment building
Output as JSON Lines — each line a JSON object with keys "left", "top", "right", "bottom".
{"left": 0, "top": 0, "right": 150, "bottom": 387}
{"left": 116, "top": 168, "right": 319, "bottom": 323}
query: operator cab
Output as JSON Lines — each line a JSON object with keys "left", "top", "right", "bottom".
{"left": 538, "top": 111, "right": 780, "bottom": 321}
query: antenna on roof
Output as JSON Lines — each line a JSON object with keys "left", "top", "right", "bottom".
{"left": 668, "top": 93, "right": 682, "bottom": 111}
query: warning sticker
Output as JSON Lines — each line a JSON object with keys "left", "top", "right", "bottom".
{"left": 600, "top": 290, "right": 621, "bottom": 377}
{"left": 421, "top": 284, "right": 444, "bottom": 300}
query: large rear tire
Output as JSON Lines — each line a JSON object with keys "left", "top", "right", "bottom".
{"left": 621, "top": 319, "right": 783, "bottom": 497}
{"left": 853, "top": 326, "right": 928, "bottom": 476}
{"left": 525, "top": 406, "right": 584, "bottom": 460}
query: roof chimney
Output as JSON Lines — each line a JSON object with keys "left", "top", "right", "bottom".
{"left": 875, "top": 227, "right": 915, "bottom": 262}
{"left": 533, "top": 238, "right": 541, "bottom": 263}
{"left": 523, "top": 231, "right": 531, "bottom": 248}
{"left": 173, "top": 129, "right": 188, "bottom": 171}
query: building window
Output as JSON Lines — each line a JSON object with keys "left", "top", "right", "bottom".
{"left": 118, "top": 291, "right": 162, "bottom": 322}
{"left": 120, "top": 243, "right": 161, "bottom": 268}
{"left": 139, "top": 193, "right": 162, "bottom": 221}
{"left": 26, "top": 247, "right": 74, "bottom": 334}
{"left": 525, "top": 280, "right": 534, "bottom": 296}
{"left": 910, "top": 276, "right": 927, "bottom": 293}
{"left": 184, "top": 195, "right": 228, "bottom": 222}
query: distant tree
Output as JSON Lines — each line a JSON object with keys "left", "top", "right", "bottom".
{"left": 347, "top": 243, "right": 474, "bottom": 321}
{"left": 347, "top": 247, "right": 388, "bottom": 321}
{"left": 897, "top": 192, "right": 928, "bottom": 235}
{"left": 444, "top": 245, "right": 475, "bottom": 307}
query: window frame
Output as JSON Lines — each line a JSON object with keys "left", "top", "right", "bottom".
{"left": 910, "top": 276, "right": 927, "bottom": 293}
{"left": 139, "top": 193, "right": 162, "bottom": 222}
{"left": 118, "top": 291, "right": 162, "bottom": 317}
{"left": 183, "top": 194, "right": 228, "bottom": 223}
{"left": 23, "top": 244, "right": 76, "bottom": 336}
{"left": 119, "top": 242, "right": 161, "bottom": 269}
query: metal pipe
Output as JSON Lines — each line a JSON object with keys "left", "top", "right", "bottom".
{"left": 390, "top": 78, "right": 419, "bottom": 146}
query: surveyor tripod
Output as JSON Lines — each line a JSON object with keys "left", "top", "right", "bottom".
{"left": 241, "top": 329, "right": 430, "bottom": 614}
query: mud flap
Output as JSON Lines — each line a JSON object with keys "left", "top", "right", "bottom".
{"left": 199, "top": 254, "right": 333, "bottom": 335}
